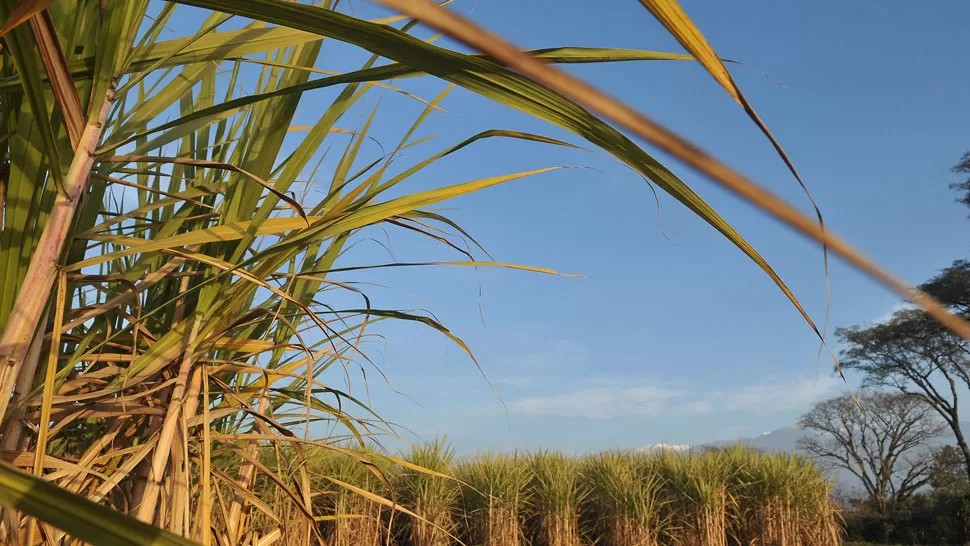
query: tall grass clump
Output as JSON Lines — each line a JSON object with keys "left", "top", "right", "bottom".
{"left": 527, "top": 451, "right": 589, "bottom": 546}
{"left": 258, "top": 441, "right": 841, "bottom": 546}
{"left": 456, "top": 452, "right": 532, "bottom": 546}
{"left": 309, "top": 447, "right": 392, "bottom": 546}
{"left": 582, "top": 451, "right": 667, "bottom": 546}
{"left": 654, "top": 450, "right": 730, "bottom": 546}
{"left": 248, "top": 446, "right": 318, "bottom": 546}
{"left": 790, "top": 458, "right": 842, "bottom": 546}
{"left": 395, "top": 439, "right": 461, "bottom": 546}
{"left": 729, "top": 449, "right": 841, "bottom": 546}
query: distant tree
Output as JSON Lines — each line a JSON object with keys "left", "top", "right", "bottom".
{"left": 837, "top": 263, "right": 970, "bottom": 485}
{"left": 952, "top": 151, "right": 970, "bottom": 212}
{"left": 921, "top": 260, "right": 970, "bottom": 316}
{"left": 930, "top": 445, "right": 970, "bottom": 495}
{"left": 797, "top": 392, "right": 945, "bottom": 512}
{"left": 834, "top": 152, "right": 970, "bottom": 491}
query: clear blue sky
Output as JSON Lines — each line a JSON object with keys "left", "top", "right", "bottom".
{"left": 180, "top": 1, "right": 970, "bottom": 453}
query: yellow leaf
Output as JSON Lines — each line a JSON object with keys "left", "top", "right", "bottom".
{"left": 637, "top": 0, "right": 740, "bottom": 102}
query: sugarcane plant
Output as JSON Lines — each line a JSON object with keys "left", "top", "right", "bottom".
{"left": 0, "top": 0, "right": 956, "bottom": 545}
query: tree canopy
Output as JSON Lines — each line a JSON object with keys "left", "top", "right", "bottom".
{"left": 952, "top": 151, "right": 970, "bottom": 213}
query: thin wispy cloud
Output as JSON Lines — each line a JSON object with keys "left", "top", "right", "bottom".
{"left": 506, "top": 376, "right": 841, "bottom": 419}
{"left": 508, "top": 386, "right": 685, "bottom": 419}
{"left": 492, "top": 376, "right": 537, "bottom": 388}
{"left": 695, "top": 375, "right": 842, "bottom": 414}
{"left": 503, "top": 339, "right": 591, "bottom": 371}
{"left": 670, "top": 400, "right": 713, "bottom": 416}
{"left": 872, "top": 301, "right": 916, "bottom": 325}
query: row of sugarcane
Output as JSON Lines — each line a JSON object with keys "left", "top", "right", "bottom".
{"left": 252, "top": 441, "right": 842, "bottom": 546}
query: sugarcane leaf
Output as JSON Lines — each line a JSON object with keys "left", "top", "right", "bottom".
{"left": 0, "top": 462, "right": 199, "bottom": 546}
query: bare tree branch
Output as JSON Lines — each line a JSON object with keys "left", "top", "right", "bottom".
{"left": 798, "top": 391, "right": 944, "bottom": 511}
